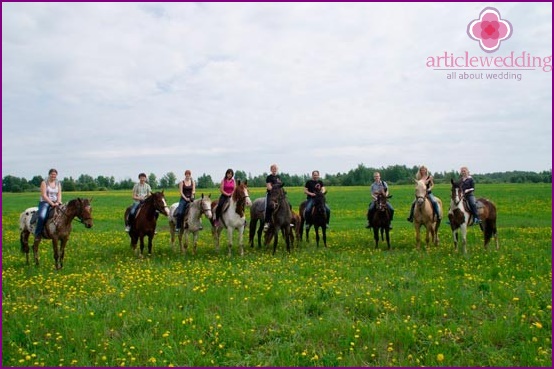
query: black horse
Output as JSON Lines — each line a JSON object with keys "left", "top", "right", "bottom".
{"left": 124, "top": 192, "right": 169, "bottom": 257}
{"left": 299, "top": 189, "right": 328, "bottom": 247}
{"left": 368, "top": 191, "right": 392, "bottom": 249}
{"left": 267, "top": 184, "right": 292, "bottom": 255}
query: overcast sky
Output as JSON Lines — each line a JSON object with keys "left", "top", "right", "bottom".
{"left": 2, "top": 2, "right": 552, "bottom": 182}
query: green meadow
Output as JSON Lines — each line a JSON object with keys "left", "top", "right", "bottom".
{"left": 2, "top": 183, "right": 551, "bottom": 367}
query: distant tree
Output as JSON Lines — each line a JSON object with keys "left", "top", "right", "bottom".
{"left": 234, "top": 170, "right": 248, "bottom": 183}
{"left": 197, "top": 173, "right": 215, "bottom": 188}
{"left": 62, "top": 177, "right": 77, "bottom": 191}
{"left": 148, "top": 173, "right": 158, "bottom": 189}
{"left": 159, "top": 172, "right": 177, "bottom": 189}
{"left": 29, "top": 175, "right": 44, "bottom": 188}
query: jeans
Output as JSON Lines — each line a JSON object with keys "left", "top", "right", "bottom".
{"left": 35, "top": 201, "right": 51, "bottom": 237}
{"left": 466, "top": 193, "right": 479, "bottom": 218}
{"left": 175, "top": 198, "right": 190, "bottom": 229}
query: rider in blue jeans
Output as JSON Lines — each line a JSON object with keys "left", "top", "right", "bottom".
{"left": 460, "top": 166, "right": 480, "bottom": 224}
{"left": 366, "top": 172, "right": 394, "bottom": 229}
{"left": 35, "top": 169, "right": 63, "bottom": 238}
{"left": 303, "top": 170, "right": 330, "bottom": 226}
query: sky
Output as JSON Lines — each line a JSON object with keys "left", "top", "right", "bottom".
{"left": 2, "top": 2, "right": 552, "bottom": 182}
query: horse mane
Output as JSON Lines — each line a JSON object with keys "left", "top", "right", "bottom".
{"left": 232, "top": 181, "right": 248, "bottom": 217}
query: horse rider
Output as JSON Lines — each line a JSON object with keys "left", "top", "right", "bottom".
{"left": 35, "top": 168, "right": 63, "bottom": 238}
{"left": 263, "top": 164, "right": 283, "bottom": 231}
{"left": 366, "top": 171, "right": 394, "bottom": 229}
{"left": 407, "top": 165, "right": 441, "bottom": 222}
{"left": 213, "top": 168, "right": 235, "bottom": 227}
{"left": 460, "top": 166, "right": 480, "bottom": 224}
{"left": 175, "top": 170, "right": 196, "bottom": 232}
{"left": 125, "top": 173, "right": 152, "bottom": 232}
{"left": 303, "top": 170, "right": 331, "bottom": 226}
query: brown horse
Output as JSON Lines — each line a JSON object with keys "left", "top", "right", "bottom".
{"left": 125, "top": 191, "right": 170, "bottom": 257}
{"left": 448, "top": 179, "right": 499, "bottom": 253}
{"left": 368, "top": 191, "right": 392, "bottom": 249}
{"left": 19, "top": 198, "right": 93, "bottom": 269}
{"left": 413, "top": 179, "right": 443, "bottom": 249}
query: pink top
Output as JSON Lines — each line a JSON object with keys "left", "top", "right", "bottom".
{"left": 222, "top": 178, "right": 235, "bottom": 195}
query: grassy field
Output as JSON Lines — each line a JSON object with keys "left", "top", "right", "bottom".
{"left": 2, "top": 183, "right": 552, "bottom": 367}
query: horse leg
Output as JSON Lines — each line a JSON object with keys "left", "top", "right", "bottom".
{"left": 415, "top": 223, "right": 421, "bottom": 250}
{"left": 461, "top": 224, "right": 468, "bottom": 254}
{"left": 273, "top": 226, "right": 279, "bottom": 255}
{"left": 238, "top": 225, "right": 245, "bottom": 256}
{"left": 385, "top": 228, "right": 390, "bottom": 250}
{"left": 20, "top": 230, "right": 31, "bottom": 265}
{"left": 32, "top": 237, "right": 41, "bottom": 266}
{"left": 284, "top": 226, "right": 291, "bottom": 253}
{"left": 169, "top": 222, "right": 176, "bottom": 250}
{"left": 315, "top": 226, "right": 320, "bottom": 247}
{"left": 373, "top": 227, "right": 379, "bottom": 249}
{"left": 57, "top": 238, "right": 67, "bottom": 270}
{"left": 147, "top": 234, "right": 153, "bottom": 256}
{"left": 249, "top": 219, "right": 256, "bottom": 248}
{"left": 51, "top": 238, "right": 61, "bottom": 270}
{"left": 322, "top": 225, "right": 327, "bottom": 248}
{"left": 227, "top": 227, "right": 234, "bottom": 257}
{"left": 192, "top": 231, "right": 199, "bottom": 255}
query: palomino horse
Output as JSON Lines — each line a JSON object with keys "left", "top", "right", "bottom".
{"left": 124, "top": 192, "right": 170, "bottom": 257}
{"left": 210, "top": 180, "right": 252, "bottom": 256}
{"left": 299, "top": 189, "right": 328, "bottom": 247}
{"left": 368, "top": 191, "right": 392, "bottom": 249}
{"left": 413, "top": 179, "right": 443, "bottom": 249}
{"left": 19, "top": 198, "right": 93, "bottom": 269}
{"left": 168, "top": 195, "right": 212, "bottom": 256}
{"left": 448, "top": 179, "right": 499, "bottom": 253}
{"left": 267, "top": 184, "right": 292, "bottom": 255}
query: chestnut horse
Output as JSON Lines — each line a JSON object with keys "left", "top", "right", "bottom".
{"left": 168, "top": 194, "right": 212, "bottom": 256}
{"left": 124, "top": 192, "right": 170, "bottom": 257}
{"left": 250, "top": 197, "right": 299, "bottom": 249}
{"left": 210, "top": 180, "right": 252, "bottom": 256}
{"left": 19, "top": 198, "right": 93, "bottom": 269}
{"left": 413, "top": 179, "right": 443, "bottom": 249}
{"left": 448, "top": 179, "right": 499, "bottom": 253}
{"left": 368, "top": 191, "right": 392, "bottom": 249}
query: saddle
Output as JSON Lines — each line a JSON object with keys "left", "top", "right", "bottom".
{"left": 30, "top": 207, "right": 56, "bottom": 225}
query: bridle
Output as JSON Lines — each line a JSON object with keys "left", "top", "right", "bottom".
{"left": 57, "top": 198, "right": 92, "bottom": 224}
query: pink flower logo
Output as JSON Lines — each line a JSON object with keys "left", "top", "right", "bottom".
{"left": 467, "top": 7, "right": 512, "bottom": 53}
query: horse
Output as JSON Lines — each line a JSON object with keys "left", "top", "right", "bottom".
{"left": 249, "top": 197, "right": 266, "bottom": 248}
{"left": 19, "top": 198, "right": 93, "bottom": 269}
{"left": 124, "top": 191, "right": 170, "bottom": 258}
{"left": 264, "top": 210, "right": 301, "bottom": 249}
{"left": 299, "top": 190, "right": 328, "bottom": 247}
{"left": 368, "top": 191, "right": 392, "bottom": 249}
{"left": 168, "top": 194, "right": 212, "bottom": 256}
{"left": 448, "top": 179, "right": 499, "bottom": 253}
{"left": 266, "top": 184, "right": 292, "bottom": 255}
{"left": 210, "top": 180, "right": 252, "bottom": 256}
{"left": 413, "top": 179, "right": 443, "bottom": 249}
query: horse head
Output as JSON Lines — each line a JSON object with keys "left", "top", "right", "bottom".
{"left": 151, "top": 191, "right": 170, "bottom": 216}
{"left": 199, "top": 193, "right": 213, "bottom": 219}
{"left": 268, "top": 185, "right": 286, "bottom": 211}
{"left": 376, "top": 191, "right": 389, "bottom": 212}
{"left": 77, "top": 198, "right": 94, "bottom": 228}
{"left": 450, "top": 179, "right": 463, "bottom": 206}
{"left": 233, "top": 180, "right": 252, "bottom": 208}
{"left": 415, "top": 179, "right": 427, "bottom": 206}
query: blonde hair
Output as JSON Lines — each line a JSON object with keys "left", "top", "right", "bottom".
{"left": 415, "top": 165, "right": 429, "bottom": 180}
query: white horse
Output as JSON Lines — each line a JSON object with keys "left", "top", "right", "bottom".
{"left": 413, "top": 179, "right": 442, "bottom": 249}
{"left": 211, "top": 180, "right": 252, "bottom": 256}
{"left": 168, "top": 195, "right": 212, "bottom": 256}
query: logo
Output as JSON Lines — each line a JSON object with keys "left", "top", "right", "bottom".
{"left": 467, "top": 7, "right": 512, "bottom": 53}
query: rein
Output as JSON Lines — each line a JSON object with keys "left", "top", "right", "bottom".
{"left": 56, "top": 200, "right": 91, "bottom": 224}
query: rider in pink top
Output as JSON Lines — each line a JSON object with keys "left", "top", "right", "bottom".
{"left": 214, "top": 169, "right": 235, "bottom": 226}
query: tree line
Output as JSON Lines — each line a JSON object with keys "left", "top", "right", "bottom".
{"left": 2, "top": 164, "right": 551, "bottom": 193}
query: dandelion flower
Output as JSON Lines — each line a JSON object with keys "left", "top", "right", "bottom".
{"left": 437, "top": 353, "right": 445, "bottom": 362}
